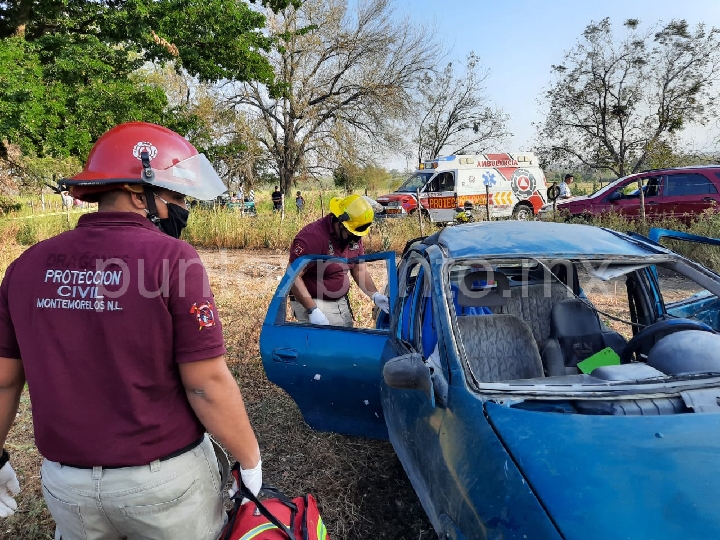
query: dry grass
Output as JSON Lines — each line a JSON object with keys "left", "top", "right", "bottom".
{"left": 1, "top": 247, "right": 431, "bottom": 539}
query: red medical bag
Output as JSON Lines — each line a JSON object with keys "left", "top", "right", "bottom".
{"left": 220, "top": 463, "right": 328, "bottom": 540}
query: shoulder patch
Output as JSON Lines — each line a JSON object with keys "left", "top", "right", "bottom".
{"left": 190, "top": 301, "right": 216, "bottom": 330}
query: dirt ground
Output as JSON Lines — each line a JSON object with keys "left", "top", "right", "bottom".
{"left": 3, "top": 248, "right": 432, "bottom": 540}
{"left": 3, "top": 248, "right": 705, "bottom": 539}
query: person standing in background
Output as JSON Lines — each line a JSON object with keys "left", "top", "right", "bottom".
{"left": 271, "top": 186, "right": 283, "bottom": 212}
{"left": 559, "top": 174, "right": 574, "bottom": 199}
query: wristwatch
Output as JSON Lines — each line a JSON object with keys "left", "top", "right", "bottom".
{"left": 305, "top": 306, "right": 316, "bottom": 315}
{"left": 0, "top": 449, "right": 9, "bottom": 469}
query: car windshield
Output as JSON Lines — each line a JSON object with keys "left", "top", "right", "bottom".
{"left": 446, "top": 256, "right": 720, "bottom": 396}
{"left": 396, "top": 172, "right": 434, "bottom": 193}
{"left": 587, "top": 176, "right": 631, "bottom": 198}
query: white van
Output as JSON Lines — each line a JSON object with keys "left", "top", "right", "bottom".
{"left": 376, "top": 153, "right": 548, "bottom": 222}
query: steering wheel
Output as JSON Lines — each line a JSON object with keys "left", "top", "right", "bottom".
{"left": 620, "top": 318, "right": 715, "bottom": 364}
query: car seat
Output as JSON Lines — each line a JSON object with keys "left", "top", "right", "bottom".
{"left": 455, "top": 270, "right": 544, "bottom": 382}
{"left": 540, "top": 298, "right": 627, "bottom": 376}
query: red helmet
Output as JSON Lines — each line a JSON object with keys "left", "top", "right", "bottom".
{"left": 63, "top": 122, "right": 226, "bottom": 202}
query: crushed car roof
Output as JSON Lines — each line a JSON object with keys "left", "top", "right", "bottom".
{"left": 431, "top": 221, "right": 664, "bottom": 259}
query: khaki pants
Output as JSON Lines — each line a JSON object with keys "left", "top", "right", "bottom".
{"left": 291, "top": 297, "right": 353, "bottom": 327}
{"left": 41, "top": 435, "right": 229, "bottom": 540}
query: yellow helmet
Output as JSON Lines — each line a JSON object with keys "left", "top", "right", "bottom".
{"left": 329, "top": 194, "right": 374, "bottom": 237}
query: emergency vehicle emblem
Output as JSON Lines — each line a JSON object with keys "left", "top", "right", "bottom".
{"left": 510, "top": 169, "right": 536, "bottom": 200}
{"left": 468, "top": 175, "right": 476, "bottom": 184}
{"left": 190, "top": 301, "right": 216, "bottom": 330}
{"left": 293, "top": 243, "right": 304, "bottom": 256}
{"left": 482, "top": 172, "right": 497, "bottom": 187}
{"left": 327, "top": 241, "right": 335, "bottom": 256}
{"left": 132, "top": 141, "right": 158, "bottom": 161}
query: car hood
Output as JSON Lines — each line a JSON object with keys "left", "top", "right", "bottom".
{"left": 486, "top": 401, "right": 720, "bottom": 540}
{"left": 376, "top": 193, "right": 415, "bottom": 202}
{"left": 556, "top": 195, "right": 591, "bottom": 206}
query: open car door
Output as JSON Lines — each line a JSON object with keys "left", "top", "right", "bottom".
{"left": 645, "top": 228, "right": 720, "bottom": 330}
{"left": 259, "top": 252, "right": 397, "bottom": 439}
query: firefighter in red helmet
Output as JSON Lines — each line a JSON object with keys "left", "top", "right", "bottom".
{"left": 0, "top": 122, "right": 261, "bottom": 538}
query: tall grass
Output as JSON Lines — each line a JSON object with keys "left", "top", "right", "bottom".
{"left": 185, "top": 206, "right": 425, "bottom": 252}
{"left": 6, "top": 194, "right": 720, "bottom": 274}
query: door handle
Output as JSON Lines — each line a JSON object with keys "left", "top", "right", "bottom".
{"left": 702, "top": 197, "right": 715, "bottom": 202}
{"left": 272, "top": 348, "right": 298, "bottom": 363}
{"left": 646, "top": 201, "right": 658, "bottom": 205}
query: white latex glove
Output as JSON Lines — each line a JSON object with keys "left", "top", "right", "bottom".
{"left": 308, "top": 307, "right": 330, "bottom": 325}
{"left": 371, "top": 292, "right": 390, "bottom": 314}
{"left": 0, "top": 462, "right": 20, "bottom": 518}
{"left": 228, "top": 459, "right": 262, "bottom": 505}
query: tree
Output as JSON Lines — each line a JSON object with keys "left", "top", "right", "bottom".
{"left": 536, "top": 18, "right": 720, "bottom": 177}
{"left": 414, "top": 53, "right": 510, "bottom": 162}
{"left": 0, "top": 0, "right": 297, "bottom": 168}
{"left": 228, "top": 0, "right": 440, "bottom": 195}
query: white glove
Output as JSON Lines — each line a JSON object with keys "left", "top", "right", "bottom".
{"left": 308, "top": 307, "right": 330, "bottom": 325}
{"left": 0, "top": 462, "right": 20, "bottom": 518}
{"left": 372, "top": 292, "right": 390, "bottom": 314}
{"left": 228, "top": 459, "right": 262, "bottom": 505}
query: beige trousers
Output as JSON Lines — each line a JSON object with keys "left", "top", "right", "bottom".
{"left": 291, "top": 297, "right": 353, "bottom": 327}
{"left": 41, "top": 435, "right": 229, "bottom": 540}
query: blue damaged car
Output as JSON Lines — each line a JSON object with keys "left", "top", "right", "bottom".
{"left": 259, "top": 221, "right": 720, "bottom": 540}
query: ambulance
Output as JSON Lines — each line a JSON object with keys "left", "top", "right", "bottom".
{"left": 376, "top": 153, "right": 548, "bottom": 222}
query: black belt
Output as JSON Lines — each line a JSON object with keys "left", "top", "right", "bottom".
{"left": 58, "top": 435, "right": 205, "bottom": 470}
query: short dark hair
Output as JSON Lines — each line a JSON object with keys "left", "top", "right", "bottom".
{"left": 564, "top": 174, "right": 574, "bottom": 180}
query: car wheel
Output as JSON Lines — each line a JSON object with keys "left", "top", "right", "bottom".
{"left": 512, "top": 204, "right": 533, "bottom": 221}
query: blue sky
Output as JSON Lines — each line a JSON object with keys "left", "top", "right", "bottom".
{"left": 395, "top": 0, "right": 720, "bottom": 156}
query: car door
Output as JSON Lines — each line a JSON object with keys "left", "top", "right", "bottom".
{"left": 661, "top": 172, "right": 720, "bottom": 218}
{"left": 423, "top": 170, "right": 458, "bottom": 223}
{"left": 606, "top": 175, "right": 663, "bottom": 218}
{"left": 259, "top": 252, "right": 397, "bottom": 439}
{"left": 380, "top": 254, "right": 451, "bottom": 526}
{"left": 646, "top": 228, "right": 720, "bottom": 331}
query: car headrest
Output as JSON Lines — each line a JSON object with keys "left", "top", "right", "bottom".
{"left": 550, "top": 298, "right": 602, "bottom": 336}
{"left": 457, "top": 270, "right": 510, "bottom": 307}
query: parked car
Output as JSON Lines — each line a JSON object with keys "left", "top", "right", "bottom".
{"left": 260, "top": 221, "right": 720, "bottom": 539}
{"left": 539, "top": 165, "right": 720, "bottom": 221}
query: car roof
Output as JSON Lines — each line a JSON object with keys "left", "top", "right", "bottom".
{"left": 635, "top": 165, "right": 720, "bottom": 175}
{"left": 427, "top": 221, "right": 663, "bottom": 259}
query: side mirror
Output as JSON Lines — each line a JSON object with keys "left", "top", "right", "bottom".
{"left": 382, "top": 353, "right": 435, "bottom": 407}
{"left": 607, "top": 191, "right": 622, "bottom": 202}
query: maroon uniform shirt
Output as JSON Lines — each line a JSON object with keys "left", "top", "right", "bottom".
{"left": 289, "top": 214, "right": 364, "bottom": 300}
{"left": 0, "top": 212, "right": 226, "bottom": 466}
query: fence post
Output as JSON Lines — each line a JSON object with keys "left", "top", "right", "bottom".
{"left": 638, "top": 179, "right": 646, "bottom": 223}
{"left": 485, "top": 184, "right": 491, "bottom": 221}
{"left": 416, "top": 188, "right": 423, "bottom": 236}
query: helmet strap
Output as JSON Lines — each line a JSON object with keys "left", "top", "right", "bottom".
{"left": 143, "top": 185, "right": 161, "bottom": 226}
{"left": 140, "top": 151, "right": 155, "bottom": 181}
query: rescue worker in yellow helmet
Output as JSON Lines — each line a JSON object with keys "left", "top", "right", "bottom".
{"left": 288, "top": 194, "right": 390, "bottom": 326}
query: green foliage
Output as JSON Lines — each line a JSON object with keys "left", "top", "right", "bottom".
{"left": 333, "top": 163, "right": 391, "bottom": 193}
{"left": 0, "top": 0, "right": 299, "bottom": 170}
{"left": 0, "top": 195, "right": 22, "bottom": 213}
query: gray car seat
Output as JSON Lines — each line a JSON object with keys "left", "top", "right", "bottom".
{"left": 540, "top": 298, "right": 627, "bottom": 376}
{"left": 456, "top": 270, "right": 544, "bottom": 382}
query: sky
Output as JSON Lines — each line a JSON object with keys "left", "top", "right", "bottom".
{"left": 393, "top": 0, "right": 720, "bottom": 164}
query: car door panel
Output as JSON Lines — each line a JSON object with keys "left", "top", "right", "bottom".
{"left": 260, "top": 252, "right": 397, "bottom": 439}
{"left": 646, "top": 228, "right": 720, "bottom": 330}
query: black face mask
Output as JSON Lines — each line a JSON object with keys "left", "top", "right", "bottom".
{"left": 157, "top": 203, "right": 190, "bottom": 238}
